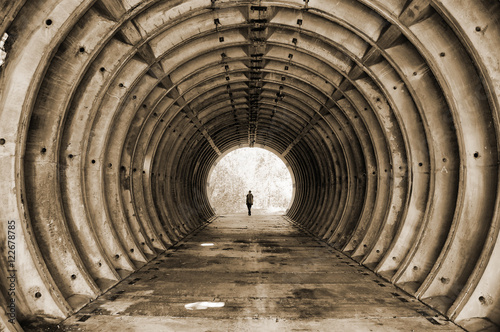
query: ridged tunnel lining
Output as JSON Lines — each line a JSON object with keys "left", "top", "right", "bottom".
{"left": 0, "top": 0, "right": 499, "bottom": 330}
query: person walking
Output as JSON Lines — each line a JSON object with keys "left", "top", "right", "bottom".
{"left": 246, "top": 190, "right": 253, "bottom": 216}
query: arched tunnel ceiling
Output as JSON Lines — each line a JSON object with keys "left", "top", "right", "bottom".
{"left": 0, "top": 0, "right": 500, "bottom": 330}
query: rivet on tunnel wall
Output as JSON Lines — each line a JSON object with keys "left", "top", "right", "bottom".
{"left": 474, "top": 151, "right": 479, "bottom": 158}
{"left": 479, "top": 296, "right": 487, "bottom": 305}
{"left": 71, "top": 274, "right": 76, "bottom": 280}
{"left": 79, "top": 47, "right": 85, "bottom": 53}
{"left": 91, "top": 159, "right": 96, "bottom": 164}
{"left": 475, "top": 26, "right": 482, "bottom": 32}
{"left": 41, "top": 147, "right": 47, "bottom": 153}
{"left": 34, "top": 292, "right": 42, "bottom": 298}
{"left": 100, "top": 67, "right": 105, "bottom": 72}
{"left": 0, "top": 138, "right": 5, "bottom": 145}
{"left": 45, "top": 19, "right": 52, "bottom": 26}
{"left": 440, "top": 52, "right": 446, "bottom": 57}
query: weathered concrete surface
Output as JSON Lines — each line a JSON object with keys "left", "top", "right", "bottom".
{"left": 26, "top": 215, "right": 464, "bottom": 331}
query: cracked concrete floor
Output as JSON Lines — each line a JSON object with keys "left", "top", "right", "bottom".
{"left": 26, "top": 215, "right": 465, "bottom": 331}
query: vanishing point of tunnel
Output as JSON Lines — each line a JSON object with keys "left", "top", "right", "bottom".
{"left": 0, "top": 1, "right": 500, "bottom": 331}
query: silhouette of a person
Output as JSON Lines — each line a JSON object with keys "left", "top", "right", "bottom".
{"left": 246, "top": 190, "right": 253, "bottom": 216}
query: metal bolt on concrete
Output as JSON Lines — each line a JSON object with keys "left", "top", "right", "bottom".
{"left": 26, "top": 215, "right": 465, "bottom": 332}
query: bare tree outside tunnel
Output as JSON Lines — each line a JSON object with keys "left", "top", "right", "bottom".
{"left": 208, "top": 148, "right": 293, "bottom": 215}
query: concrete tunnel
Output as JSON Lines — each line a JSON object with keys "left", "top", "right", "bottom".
{"left": 0, "top": 0, "right": 500, "bottom": 330}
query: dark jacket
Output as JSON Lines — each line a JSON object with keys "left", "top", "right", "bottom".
{"left": 246, "top": 193, "right": 253, "bottom": 205}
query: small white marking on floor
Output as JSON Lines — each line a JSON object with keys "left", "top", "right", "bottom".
{"left": 184, "top": 301, "right": 225, "bottom": 310}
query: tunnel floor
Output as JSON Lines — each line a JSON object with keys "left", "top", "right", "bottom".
{"left": 29, "top": 215, "right": 465, "bottom": 331}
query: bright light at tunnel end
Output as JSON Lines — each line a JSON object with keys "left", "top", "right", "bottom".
{"left": 207, "top": 148, "right": 293, "bottom": 215}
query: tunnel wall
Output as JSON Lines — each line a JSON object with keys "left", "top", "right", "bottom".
{"left": 0, "top": 1, "right": 499, "bottom": 331}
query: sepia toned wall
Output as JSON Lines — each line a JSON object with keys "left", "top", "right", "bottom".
{"left": 0, "top": 1, "right": 499, "bottom": 330}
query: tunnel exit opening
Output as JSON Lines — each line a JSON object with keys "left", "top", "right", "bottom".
{"left": 207, "top": 147, "right": 294, "bottom": 215}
